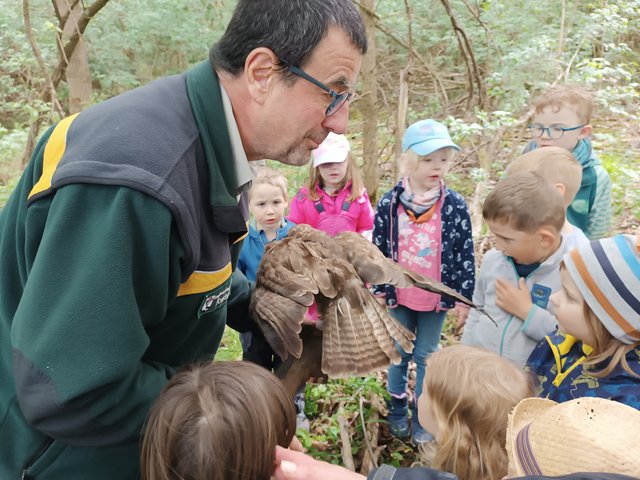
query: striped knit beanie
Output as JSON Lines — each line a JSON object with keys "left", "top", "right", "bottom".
{"left": 564, "top": 234, "right": 640, "bottom": 344}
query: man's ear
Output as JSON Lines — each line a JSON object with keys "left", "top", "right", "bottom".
{"left": 578, "top": 123, "right": 592, "bottom": 139}
{"left": 244, "top": 47, "right": 279, "bottom": 104}
{"left": 538, "top": 225, "right": 560, "bottom": 248}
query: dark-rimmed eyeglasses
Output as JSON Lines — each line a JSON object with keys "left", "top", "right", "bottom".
{"left": 278, "top": 59, "right": 354, "bottom": 116}
{"left": 527, "top": 123, "right": 585, "bottom": 140}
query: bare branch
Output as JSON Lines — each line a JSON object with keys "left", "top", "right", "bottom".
{"left": 459, "top": 0, "right": 502, "bottom": 61}
{"left": 359, "top": 395, "right": 377, "bottom": 470}
{"left": 439, "top": 0, "right": 485, "bottom": 110}
{"left": 23, "top": 0, "right": 64, "bottom": 116}
{"left": 404, "top": 0, "right": 413, "bottom": 53}
{"left": 51, "top": 0, "right": 110, "bottom": 86}
{"left": 337, "top": 404, "right": 355, "bottom": 471}
{"left": 354, "top": 0, "right": 449, "bottom": 107}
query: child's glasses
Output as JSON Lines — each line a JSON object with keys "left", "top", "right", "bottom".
{"left": 277, "top": 58, "right": 354, "bottom": 117}
{"left": 527, "top": 123, "right": 585, "bottom": 140}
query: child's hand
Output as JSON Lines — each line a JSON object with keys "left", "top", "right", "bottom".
{"left": 273, "top": 446, "right": 366, "bottom": 480}
{"left": 495, "top": 277, "right": 533, "bottom": 320}
{"left": 453, "top": 304, "right": 470, "bottom": 330}
{"left": 375, "top": 296, "right": 386, "bottom": 307}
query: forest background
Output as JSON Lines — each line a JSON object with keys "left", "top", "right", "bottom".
{"left": 1, "top": 0, "right": 639, "bottom": 474}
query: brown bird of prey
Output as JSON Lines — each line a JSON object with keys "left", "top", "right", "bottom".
{"left": 250, "top": 224, "right": 486, "bottom": 383}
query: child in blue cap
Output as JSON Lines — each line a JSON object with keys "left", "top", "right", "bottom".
{"left": 371, "top": 119, "right": 475, "bottom": 444}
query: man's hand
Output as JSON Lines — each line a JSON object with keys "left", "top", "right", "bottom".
{"left": 273, "top": 446, "right": 366, "bottom": 480}
{"left": 495, "top": 277, "right": 533, "bottom": 320}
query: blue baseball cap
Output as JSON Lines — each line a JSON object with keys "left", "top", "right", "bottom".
{"left": 402, "top": 119, "right": 460, "bottom": 156}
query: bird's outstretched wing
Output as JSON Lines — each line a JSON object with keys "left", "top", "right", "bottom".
{"left": 319, "top": 259, "right": 415, "bottom": 377}
{"left": 251, "top": 226, "right": 349, "bottom": 360}
{"left": 250, "top": 224, "right": 415, "bottom": 374}
{"left": 334, "top": 231, "right": 496, "bottom": 325}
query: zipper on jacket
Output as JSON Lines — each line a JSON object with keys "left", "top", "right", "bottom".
{"left": 21, "top": 437, "right": 54, "bottom": 480}
{"left": 499, "top": 315, "right": 513, "bottom": 355}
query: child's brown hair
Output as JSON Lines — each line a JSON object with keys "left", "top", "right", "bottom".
{"left": 250, "top": 166, "right": 289, "bottom": 201}
{"left": 483, "top": 172, "right": 565, "bottom": 234}
{"left": 533, "top": 83, "right": 594, "bottom": 124}
{"left": 140, "top": 361, "right": 296, "bottom": 480}
{"left": 305, "top": 152, "right": 365, "bottom": 201}
{"left": 507, "top": 147, "right": 582, "bottom": 207}
{"left": 424, "top": 345, "right": 534, "bottom": 480}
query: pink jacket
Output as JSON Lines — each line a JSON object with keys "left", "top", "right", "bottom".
{"left": 287, "top": 182, "right": 374, "bottom": 237}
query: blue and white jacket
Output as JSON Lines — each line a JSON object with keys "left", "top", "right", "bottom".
{"left": 372, "top": 181, "right": 475, "bottom": 310}
{"left": 237, "top": 219, "right": 296, "bottom": 281}
{"left": 526, "top": 332, "right": 640, "bottom": 409}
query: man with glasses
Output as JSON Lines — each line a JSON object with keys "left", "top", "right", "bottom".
{"left": 523, "top": 83, "right": 612, "bottom": 240}
{"left": 0, "top": 1, "right": 366, "bottom": 479}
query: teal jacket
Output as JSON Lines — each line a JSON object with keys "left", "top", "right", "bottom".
{"left": 524, "top": 139, "right": 612, "bottom": 239}
{"left": 0, "top": 62, "right": 252, "bottom": 479}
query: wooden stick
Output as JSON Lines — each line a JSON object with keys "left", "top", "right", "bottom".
{"left": 338, "top": 403, "right": 356, "bottom": 471}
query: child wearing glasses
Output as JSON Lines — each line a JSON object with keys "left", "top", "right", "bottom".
{"left": 372, "top": 119, "right": 475, "bottom": 444}
{"left": 524, "top": 84, "right": 612, "bottom": 240}
{"left": 287, "top": 132, "right": 374, "bottom": 239}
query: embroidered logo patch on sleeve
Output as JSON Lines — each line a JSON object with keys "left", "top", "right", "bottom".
{"left": 198, "top": 279, "right": 232, "bottom": 317}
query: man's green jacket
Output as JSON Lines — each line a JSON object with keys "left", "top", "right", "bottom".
{"left": 0, "top": 62, "right": 252, "bottom": 479}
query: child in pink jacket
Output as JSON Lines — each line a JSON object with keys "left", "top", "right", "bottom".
{"left": 288, "top": 133, "right": 374, "bottom": 238}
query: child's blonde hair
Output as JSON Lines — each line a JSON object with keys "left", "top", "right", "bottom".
{"left": 533, "top": 83, "right": 594, "bottom": 124}
{"left": 304, "top": 152, "right": 365, "bottom": 202}
{"left": 507, "top": 148, "right": 582, "bottom": 207}
{"left": 250, "top": 166, "right": 289, "bottom": 201}
{"left": 580, "top": 288, "right": 640, "bottom": 378}
{"left": 424, "top": 345, "right": 534, "bottom": 480}
{"left": 483, "top": 172, "right": 565, "bottom": 234}
{"left": 141, "top": 361, "right": 296, "bottom": 480}
{"left": 402, "top": 147, "right": 457, "bottom": 177}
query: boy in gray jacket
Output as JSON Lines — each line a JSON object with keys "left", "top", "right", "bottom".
{"left": 461, "top": 172, "right": 568, "bottom": 367}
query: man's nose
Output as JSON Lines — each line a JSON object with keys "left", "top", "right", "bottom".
{"left": 321, "top": 103, "right": 350, "bottom": 134}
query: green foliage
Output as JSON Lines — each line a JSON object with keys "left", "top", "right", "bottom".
{"left": 213, "top": 326, "right": 243, "bottom": 362}
{"left": 300, "top": 375, "right": 395, "bottom": 464}
{"left": 1, "top": 0, "right": 639, "bottom": 470}
{"left": 86, "top": 0, "right": 234, "bottom": 97}
{"left": 0, "top": 1, "right": 57, "bottom": 129}
{"left": 0, "top": 127, "right": 26, "bottom": 209}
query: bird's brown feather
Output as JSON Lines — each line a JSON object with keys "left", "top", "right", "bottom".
{"left": 251, "top": 224, "right": 487, "bottom": 384}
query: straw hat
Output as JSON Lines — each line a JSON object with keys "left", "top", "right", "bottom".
{"left": 506, "top": 397, "right": 640, "bottom": 476}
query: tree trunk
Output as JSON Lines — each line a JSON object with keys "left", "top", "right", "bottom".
{"left": 394, "top": 66, "right": 409, "bottom": 181}
{"left": 359, "top": 0, "right": 378, "bottom": 204}
{"left": 55, "top": 0, "right": 92, "bottom": 113}
{"left": 22, "top": 0, "right": 109, "bottom": 164}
